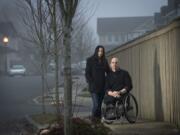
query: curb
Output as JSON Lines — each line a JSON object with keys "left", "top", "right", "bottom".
{"left": 25, "top": 115, "right": 49, "bottom": 131}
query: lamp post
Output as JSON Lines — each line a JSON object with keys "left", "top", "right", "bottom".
{"left": 3, "top": 36, "right": 9, "bottom": 74}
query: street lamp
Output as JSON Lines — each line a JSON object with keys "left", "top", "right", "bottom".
{"left": 3, "top": 36, "right": 9, "bottom": 45}
{"left": 2, "top": 36, "right": 9, "bottom": 74}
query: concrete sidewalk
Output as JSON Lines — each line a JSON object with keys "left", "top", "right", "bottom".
{"left": 105, "top": 120, "right": 180, "bottom": 135}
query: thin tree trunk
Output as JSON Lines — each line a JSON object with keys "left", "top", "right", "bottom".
{"left": 52, "top": 0, "right": 61, "bottom": 120}
{"left": 39, "top": 0, "right": 46, "bottom": 114}
{"left": 63, "top": 25, "right": 72, "bottom": 135}
{"left": 55, "top": 49, "right": 60, "bottom": 120}
{"left": 58, "top": 1, "right": 79, "bottom": 134}
{"left": 41, "top": 55, "right": 46, "bottom": 114}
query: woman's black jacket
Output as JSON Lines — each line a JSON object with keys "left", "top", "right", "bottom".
{"left": 85, "top": 56, "right": 110, "bottom": 93}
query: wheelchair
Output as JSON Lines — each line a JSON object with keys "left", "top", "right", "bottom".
{"left": 101, "top": 93, "right": 138, "bottom": 124}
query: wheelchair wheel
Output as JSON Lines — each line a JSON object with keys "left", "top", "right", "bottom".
{"left": 101, "top": 103, "right": 113, "bottom": 124}
{"left": 101, "top": 102, "right": 106, "bottom": 117}
{"left": 115, "top": 100, "right": 123, "bottom": 119}
{"left": 123, "top": 93, "right": 138, "bottom": 123}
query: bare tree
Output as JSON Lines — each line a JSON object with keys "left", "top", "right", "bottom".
{"left": 69, "top": 1, "right": 97, "bottom": 63}
{"left": 18, "top": 1, "right": 96, "bottom": 134}
{"left": 58, "top": 1, "right": 79, "bottom": 135}
{"left": 71, "top": 25, "right": 96, "bottom": 63}
{"left": 45, "top": 0, "right": 63, "bottom": 121}
{"left": 18, "top": 0, "right": 52, "bottom": 114}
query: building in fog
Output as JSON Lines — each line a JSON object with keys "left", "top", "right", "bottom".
{"left": 0, "top": 46, "right": 11, "bottom": 75}
{"left": 97, "top": 16, "right": 154, "bottom": 51}
{"left": 0, "top": 22, "right": 19, "bottom": 74}
{"left": 154, "top": 0, "right": 180, "bottom": 27}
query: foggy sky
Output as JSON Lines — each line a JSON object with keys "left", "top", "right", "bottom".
{"left": 85, "top": 0, "right": 168, "bottom": 33}
{"left": 0, "top": 0, "right": 168, "bottom": 37}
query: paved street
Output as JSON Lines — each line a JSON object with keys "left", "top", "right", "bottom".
{"left": 0, "top": 74, "right": 58, "bottom": 121}
{"left": 0, "top": 74, "right": 58, "bottom": 134}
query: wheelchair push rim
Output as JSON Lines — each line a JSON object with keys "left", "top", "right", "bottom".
{"left": 123, "top": 93, "right": 138, "bottom": 123}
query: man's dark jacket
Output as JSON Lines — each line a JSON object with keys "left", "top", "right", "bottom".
{"left": 104, "top": 68, "right": 133, "bottom": 104}
{"left": 85, "top": 56, "right": 110, "bottom": 93}
{"left": 105, "top": 68, "right": 132, "bottom": 92}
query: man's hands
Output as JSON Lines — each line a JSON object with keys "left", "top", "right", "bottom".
{"left": 108, "top": 88, "right": 127, "bottom": 98}
{"left": 108, "top": 91, "right": 120, "bottom": 98}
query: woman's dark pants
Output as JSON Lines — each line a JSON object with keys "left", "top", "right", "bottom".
{"left": 91, "top": 91, "right": 105, "bottom": 119}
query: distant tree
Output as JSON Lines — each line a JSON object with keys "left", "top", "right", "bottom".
{"left": 71, "top": 25, "right": 96, "bottom": 63}
{"left": 70, "top": 1, "right": 97, "bottom": 63}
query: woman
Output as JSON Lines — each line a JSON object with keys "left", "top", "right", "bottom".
{"left": 85, "top": 45, "right": 110, "bottom": 122}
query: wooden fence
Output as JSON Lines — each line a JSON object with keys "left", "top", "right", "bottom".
{"left": 107, "top": 17, "right": 180, "bottom": 127}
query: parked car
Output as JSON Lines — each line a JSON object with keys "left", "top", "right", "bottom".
{"left": 77, "top": 60, "right": 86, "bottom": 74}
{"left": 60, "top": 63, "right": 82, "bottom": 75}
{"left": 78, "top": 60, "right": 86, "bottom": 70}
{"left": 49, "top": 60, "right": 55, "bottom": 71}
{"left": 8, "top": 65, "right": 26, "bottom": 76}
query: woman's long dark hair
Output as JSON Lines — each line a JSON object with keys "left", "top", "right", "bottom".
{"left": 93, "top": 45, "right": 106, "bottom": 63}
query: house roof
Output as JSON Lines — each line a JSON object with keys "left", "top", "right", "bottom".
{"left": 97, "top": 16, "right": 154, "bottom": 35}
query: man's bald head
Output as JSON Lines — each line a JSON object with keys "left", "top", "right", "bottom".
{"left": 110, "top": 57, "right": 119, "bottom": 71}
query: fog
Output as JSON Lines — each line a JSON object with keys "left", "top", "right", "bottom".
{"left": 0, "top": 0, "right": 177, "bottom": 134}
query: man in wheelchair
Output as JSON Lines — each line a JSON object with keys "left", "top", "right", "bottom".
{"left": 103, "top": 57, "right": 133, "bottom": 120}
